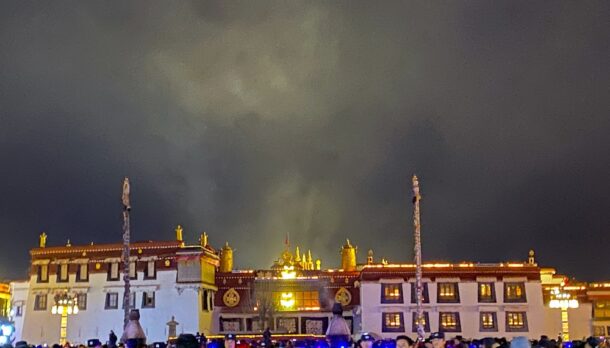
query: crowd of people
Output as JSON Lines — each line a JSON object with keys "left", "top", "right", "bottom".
{"left": 3, "top": 332, "right": 610, "bottom": 348}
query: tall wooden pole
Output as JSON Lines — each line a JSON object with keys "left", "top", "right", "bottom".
{"left": 412, "top": 175, "right": 425, "bottom": 340}
{"left": 121, "top": 177, "right": 131, "bottom": 328}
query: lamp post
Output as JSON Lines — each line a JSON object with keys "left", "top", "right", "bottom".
{"left": 51, "top": 293, "right": 79, "bottom": 345}
{"left": 549, "top": 288, "right": 578, "bottom": 342}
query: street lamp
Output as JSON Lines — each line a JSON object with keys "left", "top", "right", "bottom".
{"left": 51, "top": 293, "right": 79, "bottom": 345}
{"left": 549, "top": 288, "right": 578, "bottom": 342}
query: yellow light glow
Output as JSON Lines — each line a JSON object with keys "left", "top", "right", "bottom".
{"left": 280, "top": 292, "right": 295, "bottom": 309}
{"left": 281, "top": 266, "right": 296, "bottom": 279}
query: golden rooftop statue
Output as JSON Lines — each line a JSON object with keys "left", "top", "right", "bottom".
{"left": 200, "top": 232, "right": 208, "bottom": 247}
{"left": 175, "top": 225, "right": 184, "bottom": 245}
{"left": 39, "top": 232, "right": 47, "bottom": 248}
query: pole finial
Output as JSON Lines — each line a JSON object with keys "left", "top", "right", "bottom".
{"left": 122, "top": 177, "right": 131, "bottom": 211}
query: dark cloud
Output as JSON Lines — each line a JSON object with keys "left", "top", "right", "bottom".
{"left": 1, "top": 1, "right": 609, "bottom": 280}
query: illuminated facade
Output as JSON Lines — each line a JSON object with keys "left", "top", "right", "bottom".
{"left": 0, "top": 283, "right": 9, "bottom": 320}
{"left": 11, "top": 230, "right": 219, "bottom": 344}
{"left": 359, "top": 261, "right": 547, "bottom": 339}
{"left": 214, "top": 244, "right": 359, "bottom": 335}
{"left": 9, "top": 233, "right": 610, "bottom": 342}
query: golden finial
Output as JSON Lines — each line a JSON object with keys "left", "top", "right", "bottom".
{"left": 200, "top": 232, "right": 208, "bottom": 247}
{"left": 66, "top": 239, "right": 72, "bottom": 247}
{"left": 175, "top": 225, "right": 184, "bottom": 245}
{"left": 315, "top": 259, "right": 321, "bottom": 270}
{"left": 295, "top": 246, "right": 301, "bottom": 262}
{"left": 307, "top": 250, "right": 313, "bottom": 262}
{"left": 528, "top": 249, "right": 536, "bottom": 265}
{"left": 39, "top": 232, "right": 47, "bottom": 248}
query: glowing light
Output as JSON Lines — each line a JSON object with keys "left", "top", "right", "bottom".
{"left": 1, "top": 324, "right": 13, "bottom": 336}
{"left": 0, "top": 335, "right": 8, "bottom": 345}
{"left": 52, "top": 306, "right": 58, "bottom": 314}
{"left": 280, "top": 292, "right": 295, "bottom": 309}
{"left": 549, "top": 293, "right": 579, "bottom": 309}
{"left": 281, "top": 266, "right": 296, "bottom": 279}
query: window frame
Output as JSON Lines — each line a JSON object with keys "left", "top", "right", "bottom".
{"left": 504, "top": 282, "right": 527, "bottom": 303}
{"left": 37, "top": 264, "right": 49, "bottom": 283}
{"left": 410, "top": 283, "right": 430, "bottom": 303}
{"left": 108, "top": 262, "right": 120, "bottom": 281}
{"left": 382, "top": 312, "right": 405, "bottom": 333}
{"left": 105, "top": 292, "right": 119, "bottom": 310}
{"left": 57, "top": 263, "right": 69, "bottom": 283}
{"left": 142, "top": 291, "right": 155, "bottom": 309}
{"left": 506, "top": 311, "right": 528, "bottom": 332}
{"left": 15, "top": 304, "right": 23, "bottom": 317}
{"left": 594, "top": 300, "right": 610, "bottom": 319}
{"left": 478, "top": 282, "right": 497, "bottom": 303}
{"left": 76, "top": 293, "right": 87, "bottom": 311}
{"left": 411, "top": 312, "right": 430, "bottom": 333}
{"left": 76, "top": 263, "right": 89, "bottom": 282}
{"left": 381, "top": 283, "right": 404, "bottom": 304}
{"left": 479, "top": 312, "right": 498, "bottom": 332}
{"left": 437, "top": 283, "right": 460, "bottom": 303}
{"left": 129, "top": 261, "right": 137, "bottom": 280}
{"left": 439, "top": 312, "right": 461, "bottom": 333}
{"left": 144, "top": 260, "right": 156, "bottom": 280}
{"left": 34, "top": 294, "right": 47, "bottom": 311}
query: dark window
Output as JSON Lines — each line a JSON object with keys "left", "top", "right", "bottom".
{"left": 439, "top": 312, "right": 461, "bottom": 332}
{"left": 382, "top": 312, "right": 405, "bottom": 332}
{"left": 142, "top": 291, "right": 155, "bottom": 308}
{"left": 410, "top": 283, "right": 429, "bottom": 303}
{"left": 57, "top": 264, "right": 69, "bottom": 283}
{"left": 76, "top": 263, "right": 89, "bottom": 282}
{"left": 411, "top": 312, "right": 430, "bottom": 333}
{"left": 144, "top": 261, "right": 156, "bottom": 279}
{"left": 34, "top": 294, "right": 47, "bottom": 311}
{"left": 108, "top": 263, "right": 120, "bottom": 281}
{"left": 105, "top": 292, "right": 119, "bottom": 309}
{"left": 381, "top": 284, "right": 404, "bottom": 303}
{"left": 506, "top": 312, "right": 528, "bottom": 332}
{"left": 480, "top": 312, "right": 497, "bottom": 331}
{"left": 437, "top": 283, "right": 460, "bottom": 303}
{"left": 202, "top": 290, "right": 214, "bottom": 311}
{"left": 15, "top": 305, "right": 23, "bottom": 317}
{"left": 478, "top": 282, "right": 496, "bottom": 303}
{"left": 37, "top": 265, "right": 49, "bottom": 283}
{"left": 504, "top": 282, "right": 527, "bottom": 303}
{"left": 76, "top": 293, "right": 87, "bottom": 311}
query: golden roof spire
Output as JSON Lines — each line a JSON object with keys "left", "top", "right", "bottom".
{"left": 295, "top": 246, "right": 301, "bottom": 262}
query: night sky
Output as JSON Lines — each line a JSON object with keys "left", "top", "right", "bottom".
{"left": 1, "top": 2, "right": 609, "bottom": 281}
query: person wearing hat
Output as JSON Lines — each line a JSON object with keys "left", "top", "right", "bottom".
{"left": 429, "top": 333, "right": 445, "bottom": 348}
{"left": 396, "top": 336, "right": 414, "bottom": 348}
{"left": 224, "top": 334, "right": 237, "bottom": 348}
{"left": 358, "top": 334, "right": 375, "bottom": 348}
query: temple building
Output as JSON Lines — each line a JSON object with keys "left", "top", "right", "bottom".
{"left": 10, "top": 228, "right": 218, "bottom": 344}
{"left": 7, "top": 231, "right": 610, "bottom": 343}
{"left": 213, "top": 240, "right": 360, "bottom": 335}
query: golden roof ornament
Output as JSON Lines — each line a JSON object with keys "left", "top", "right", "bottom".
{"left": 39, "top": 232, "right": 47, "bottom": 248}
{"left": 175, "top": 225, "right": 184, "bottom": 244}
{"left": 200, "top": 232, "right": 208, "bottom": 247}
